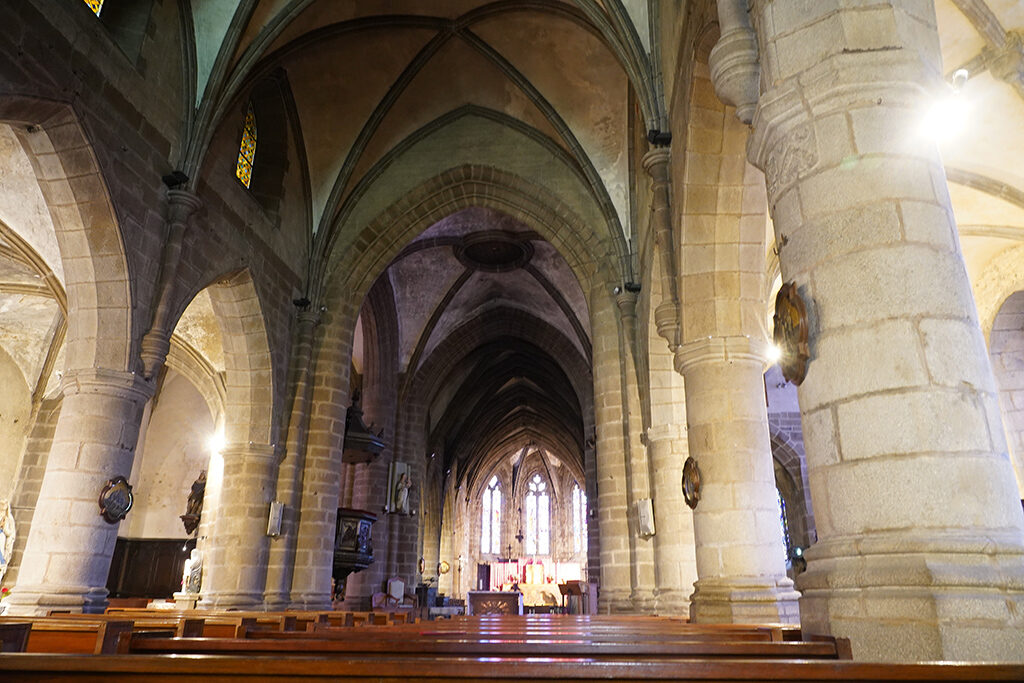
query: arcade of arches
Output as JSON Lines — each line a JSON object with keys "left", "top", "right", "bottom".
{"left": 0, "top": 0, "right": 1023, "bottom": 664}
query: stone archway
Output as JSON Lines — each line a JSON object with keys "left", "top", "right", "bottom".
{"left": 192, "top": 269, "right": 279, "bottom": 609}
{"left": 289, "top": 165, "right": 623, "bottom": 609}
{"left": 990, "top": 290, "right": 1024, "bottom": 494}
{"left": 0, "top": 97, "right": 131, "bottom": 372}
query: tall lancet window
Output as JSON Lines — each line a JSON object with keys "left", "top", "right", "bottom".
{"left": 572, "top": 483, "right": 588, "bottom": 554}
{"left": 777, "top": 488, "right": 793, "bottom": 564}
{"left": 236, "top": 102, "right": 257, "bottom": 188}
{"left": 83, "top": 0, "right": 104, "bottom": 15}
{"left": 480, "top": 475, "right": 501, "bottom": 555}
{"left": 525, "top": 474, "right": 550, "bottom": 555}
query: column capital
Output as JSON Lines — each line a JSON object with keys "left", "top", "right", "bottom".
{"left": 708, "top": 0, "right": 760, "bottom": 124}
{"left": 675, "top": 335, "right": 773, "bottom": 374}
{"left": 615, "top": 291, "right": 638, "bottom": 318}
{"left": 641, "top": 148, "right": 671, "bottom": 181}
{"left": 59, "top": 367, "right": 154, "bottom": 402}
{"left": 296, "top": 310, "right": 321, "bottom": 327}
{"left": 166, "top": 189, "right": 202, "bottom": 224}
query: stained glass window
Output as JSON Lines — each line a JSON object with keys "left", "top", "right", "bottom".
{"left": 777, "top": 489, "right": 793, "bottom": 565}
{"left": 572, "top": 483, "right": 588, "bottom": 554}
{"left": 525, "top": 474, "right": 549, "bottom": 555}
{"left": 236, "top": 102, "right": 257, "bottom": 188}
{"left": 480, "top": 476, "right": 501, "bottom": 555}
{"left": 83, "top": 0, "right": 103, "bottom": 16}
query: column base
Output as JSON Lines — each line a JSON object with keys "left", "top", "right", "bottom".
{"left": 288, "top": 591, "right": 333, "bottom": 611}
{"left": 798, "top": 536, "right": 1024, "bottom": 662}
{"left": 599, "top": 588, "right": 634, "bottom": 614}
{"left": 654, "top": 588, "right": 691, "bottom": 616}
{"left": 631, "top": 588, "right": 657, "bottom": 614}
{"left": 689, "top": 577, "right": 801, "bottom": 624}
{"left": 3, "top": 584, "right": 108, "bottom": 616}
{"left": 172, "top": 592, "right": 199, "bottom": 609}
{"left": 197, "top": 591, "right": 265, "bottom": 611}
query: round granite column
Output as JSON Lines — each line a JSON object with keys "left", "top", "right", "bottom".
{"left": 7, "top": 369, "right": 152, "bottom": 614}
{"left": 199, "top": 442, "right": 278, "bottom": 609}
{"left": 676, "top": 337, "right": 800, "bottom": 623}
{"left": 748, "top": 0, "right": 1024, "bottom": 661}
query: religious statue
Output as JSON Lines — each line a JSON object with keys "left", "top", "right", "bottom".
{"left": 182, "top": 548, "right": 203, "bottom": 594}
{"left": 0, "top": 499, "right": 14, "bottom": 584}
{"left": 394, "top": 472, "right": 411, "bottom": 515}
{"left": 180, "top": 471, "right": 206, "bottom": 535}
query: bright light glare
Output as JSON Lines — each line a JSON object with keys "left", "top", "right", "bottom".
{"left": 766, "top": 344, "right": 783, "bottom": 364}
{"left": 207, "top": 428, "right": 225, "bottom": 455}
{"left": 919, "top": 93, "right": 970, "bottom": 142}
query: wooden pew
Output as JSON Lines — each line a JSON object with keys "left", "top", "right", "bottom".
{"left": 127, "top": 632, "right": 849, "bottom": 660}
{"left": 1, "top": 653, "right": 1023, "bottom": 681}
{"left": 0, "top": 622, "right": 31, "bottom": 652}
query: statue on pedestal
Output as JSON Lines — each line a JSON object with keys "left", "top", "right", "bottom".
{"left": 183, "top": 548, "right": 202, "bottom": 594}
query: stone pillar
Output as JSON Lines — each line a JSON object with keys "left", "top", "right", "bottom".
{"left": 289, "top": 313, "right": 350, "bottom": 609}
{"left": 642, "top": 149, "right": 681, "bottom": 350}
{"left": 676, "top": 337, "right": 800, "bottom": 623}
{"left": 139, "top": 190, "right": 201, "bottom": 379}
{"left": 7, "top": 369, "right": 152, "bottom": 615}
{"left": 616, "top": 291, "right": 657, "bottom": 612}
{"left": 199, "top": 442, "right": 277, "bottom": 609}
{"left": 591, "top": 282, "right": 633, "bottom": 612}
{"left": 264, "top": 309, "right": 319, "bottom": 609}
{"left": 748, "top": 0, "right": 1024, "bottom": 661}
{"left": 646, "top": 423, "right": 696, "bottom": 615}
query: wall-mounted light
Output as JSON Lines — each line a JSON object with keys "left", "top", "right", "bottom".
{"left": 920, "top": 69, "right": 971, "bottom": 142}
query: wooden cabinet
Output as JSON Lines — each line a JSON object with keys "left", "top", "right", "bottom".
{"left": 106, "top": 538, "right": 195, "bottom": 599}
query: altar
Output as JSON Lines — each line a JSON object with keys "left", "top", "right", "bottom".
{"left": 487, "top": 559, "right": 582, "bottom": 607}
{"left": 467, "top": 590, "right": 523, "bottom": 615}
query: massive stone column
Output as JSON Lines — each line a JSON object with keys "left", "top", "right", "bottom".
{"left": 748, "top": 0, "right": 1024, "bottom": 661}
{"left": 7, "top": 369, "right": 152, "bottom": 615}
{"left": 646, "top": 422, "right": 696, "bottom": 615}
{"left": 591, "top": 282, "right": 633, "bottom": 612}
{"left": 641, "top": 147, "right": 697, "bottom": 615}
{"left": 199, "top": 442, "right": 278, "bottom": 609}
{"left": 289, "top": 311, "right": 352, "bottom": 609}
{"left": 264, "top": 309, "right": 319, "bottom": 609}
{"left": 615, "top": 291, "right": 657, "bottom": 612}
{"left": 676, "top": 338, "right": 800, "bottom": 623}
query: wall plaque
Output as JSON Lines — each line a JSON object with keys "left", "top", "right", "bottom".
{"left": 773, "top": 281, "right": 810, "bottom": 385}
{"left": 682, "top": 457, "right": 701, "bottom": 510}
{"left": 98, "top": 476, "right": 133, "bottom": 523}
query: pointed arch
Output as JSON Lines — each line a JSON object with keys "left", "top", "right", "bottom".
{"left": 206, "top": 269, "right": 275, "bottom": 445}
{"left": 0, "top": 97, "right": 132, "bottom": 372}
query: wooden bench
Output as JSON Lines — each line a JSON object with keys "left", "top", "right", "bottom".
{"left": 128, "top": 634, "right": 850, "bottom": 659}
{"left": 1, "top": 653, "right": 1023, "bottom": 681}
{"left": 0, "top": 618, "right": 138, "bottom": 654}
{"left": 0, "top": 622, "right": 31, "bottom": 652}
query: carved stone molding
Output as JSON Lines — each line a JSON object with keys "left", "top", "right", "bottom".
{"left": 709, "top": 28, "right": 761, "bottom": 124}
{"left": 762, "top": 122, "right": 818, "bottom": 202}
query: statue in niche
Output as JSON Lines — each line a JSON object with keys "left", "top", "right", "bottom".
{"left": 182, "top": 548, "right": 203, "bottom": 594}
{"left": 181, "top": 471, "right": 207, "bottom": 535}
{"left": 394, "top": 472, "right": 412, "bottom": 515}
{"left": 0, "top": 499, "right": 14, "bottom": 584}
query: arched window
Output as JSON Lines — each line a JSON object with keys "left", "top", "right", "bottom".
{"left": 525, "top": 473, "right": 549, "bottom": 555}
{"left": 572, "top": 483, "right": 588, "bottom": 554}
{"left": 83, "top": 0, "right": 104, "bottom": 15}
{"left": 777, "top": 488, "right": 793, "bottom": 565}
{"left": 236, "top": 102, "right": 257, "bottom": 188}
{"left": 480, "top": 475, "right": 501, "bottom": 555}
